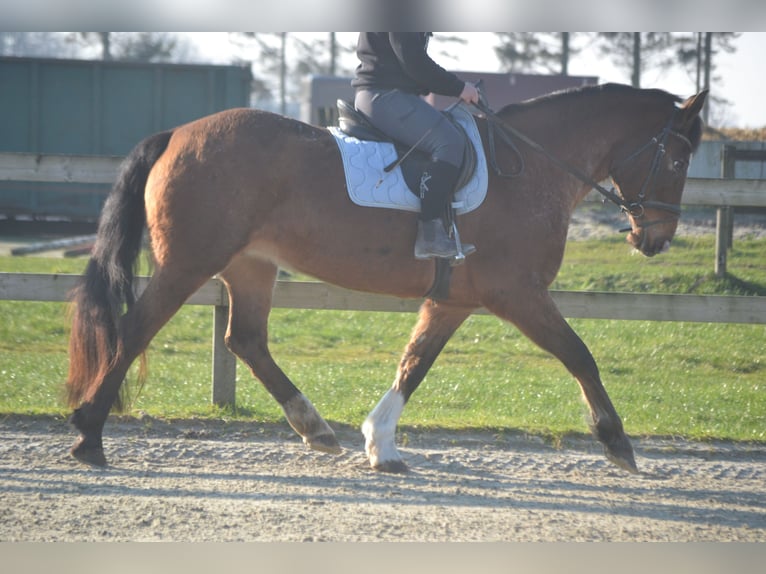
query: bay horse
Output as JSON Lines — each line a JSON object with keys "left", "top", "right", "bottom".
{"left": 66, "top": 83, "right": 707, "bottom": 473}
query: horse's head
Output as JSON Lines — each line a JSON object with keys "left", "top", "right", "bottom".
{"left": 610, "top": 90, "right": 708, "bottom": 256}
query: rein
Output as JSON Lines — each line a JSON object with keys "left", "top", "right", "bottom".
{"left": 472, "top": 99, "right": 691, "bottom": 230}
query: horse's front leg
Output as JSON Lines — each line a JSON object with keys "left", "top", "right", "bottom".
{"left": 484, "top": 288, "right": 638, "bottom": 473}
{"left": 363, "top": 300, "right": 471, "bottom": 472}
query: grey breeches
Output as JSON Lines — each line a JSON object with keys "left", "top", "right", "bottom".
{"left": 354, "top": 88, "right": 464, "bottom": 168}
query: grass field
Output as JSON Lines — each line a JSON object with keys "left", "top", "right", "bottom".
{"left": 0, "top": 235, "right": 764, "bottom": 442}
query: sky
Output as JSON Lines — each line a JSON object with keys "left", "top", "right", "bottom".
{"left": 455, "top": 32, "right": 764, "bottom": 129}
{"left": 443, "top": 32, "right": 765, "bottom": 128}
{"left": 186, "top": 32, "right": 766, "bottom": 129}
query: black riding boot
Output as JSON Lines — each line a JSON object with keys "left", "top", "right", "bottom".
{"left": 414, "top": 160, "right": 476, "bottom": 260}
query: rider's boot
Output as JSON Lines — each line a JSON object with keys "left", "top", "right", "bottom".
{"left": 414, "top": 160, "right": 476, "bottom": 260}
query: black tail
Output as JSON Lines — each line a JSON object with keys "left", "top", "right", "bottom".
{"left": 67, "top": 130, "right": 173, "bottom": 411}
{"left": 90, "top": 130, "right": 173, "bottom": 310}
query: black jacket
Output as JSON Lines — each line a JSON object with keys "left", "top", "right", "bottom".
{"left": 352, "top": 33, "right": 465, "bottom": 97}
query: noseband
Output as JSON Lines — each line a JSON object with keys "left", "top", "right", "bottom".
{"left": 475, "top": 101, "right": 692, "bottom": 231}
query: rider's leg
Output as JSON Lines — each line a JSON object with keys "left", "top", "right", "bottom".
{"left": 355, "top": 89, "right": 475, "bottom": 259}
{"left": 414, "top": 160, "right": 475, "bottom": 259}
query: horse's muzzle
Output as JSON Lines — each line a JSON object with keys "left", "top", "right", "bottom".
{"left": 627, "top": 229, "right": 672, "bottom": 257}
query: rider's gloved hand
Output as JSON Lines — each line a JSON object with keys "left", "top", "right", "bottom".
{"left": 459, "top": 82, "right": 480, "bottom": 105}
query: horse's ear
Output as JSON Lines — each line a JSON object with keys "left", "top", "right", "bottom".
{"left": 680, "top": 89, "right": 708, "bottom": 119}
{"left": 677, "top": 90, "right": 708, "bottom": 149}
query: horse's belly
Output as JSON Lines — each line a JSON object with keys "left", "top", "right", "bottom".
{"left": 241, "top": 236, "right": 440, "bottom": 300}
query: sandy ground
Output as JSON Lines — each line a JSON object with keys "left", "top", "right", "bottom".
{"left": 1, "top": 415, "right": 764, "bottom": 542}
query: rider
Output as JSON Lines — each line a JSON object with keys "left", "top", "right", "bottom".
{"left": 352, "top": 33, "right": 480, "bottom": 260}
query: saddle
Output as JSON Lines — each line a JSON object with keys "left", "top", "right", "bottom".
{"left": 335, "top": 99, "right": 478, "bottom": 196}
{"left": 333, "top": 100, "right": 486, "bottom": 298}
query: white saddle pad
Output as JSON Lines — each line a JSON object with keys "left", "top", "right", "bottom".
{"left": 328, "top": 104, "right": 488, "bottom": 215}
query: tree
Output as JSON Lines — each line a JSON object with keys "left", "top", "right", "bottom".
{"left": 598, "top": 33, "right": 675, "bottom": 88}
{"left": 674, "top": 32, "right": 739, "bottom": 123}
{"left": 675, "top": 33, "right": 738, "bottom": 91}
{"left": 66, "top": 33, "right": 188, "bottom": 63}
{"left": 494, "top": 33, "right": 552, "bottom": 73}
{"left": 494, "top": 33, "right": 581, "bottom": 75}
{"left": 0, "top": 32, "right": 79, "bottom": 58}
{"left": 427, "top": 34, "right": 468, "bottom": 63}
{"left": 229, "top": 33, "right": 288, "bottom": 113}
{"left": 229, "top": 33, "right": 355, "bottom": 113}
{"left": 560, "top": 33, "right": 571, "bottom": 75}
{"left": 111, "top": 33, "right": 180, "bottom": 62}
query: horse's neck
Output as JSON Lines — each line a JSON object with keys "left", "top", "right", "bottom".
{"left": 564, "top": 102, "right": 636, "bottom": 173}
{"left": 508, "top": 95, "right": 659, "bottom": 201}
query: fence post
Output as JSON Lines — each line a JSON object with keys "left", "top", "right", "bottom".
{"left": 211, "top": 303, "right": 236, "bottom": 408}
{"left": 715, "top": 208, "right": 730, "bottom": 277}
{"left": 716, "top": 145, "right": 736, "bottom": 277}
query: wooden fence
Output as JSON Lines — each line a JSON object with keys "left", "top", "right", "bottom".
{"left": 1, "top": 272, "right": 765, "bottom": 406}
{"left": 1, "top": 152, "right": 765, "bottom": 406}
{"left": 3, "top": 150, "right": 766, "bottom": 268}
{"left": 716, "top": 145, "right": 766, "bottom": 276}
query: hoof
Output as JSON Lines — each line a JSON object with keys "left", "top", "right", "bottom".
{"left": 70, "top": 436, "right": 107, "bottom": 467}
{"left": 372, "top": 459, "right": 409, "bottom": 474}
{"left": 304, "top": 433, "right": 343, "bottom": 455}
{"left": 283, "top": 394, "right": 341, "bottom": 454}
{"left": 604, "top": 437, "right": 638, "bottom": 474}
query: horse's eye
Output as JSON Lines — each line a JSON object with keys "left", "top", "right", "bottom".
{"left": 672, "top": 159, "right": 687, "bottom": 173}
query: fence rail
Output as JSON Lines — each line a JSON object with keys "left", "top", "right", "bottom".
{"left": 3, "top": 151, "right": 766, "bottom": 206}
{"left": 3, "top": 272, "right": 765, "bottom": 322}
{"left": 1, "top": 152, "right": 765, "bottom": 406}
{"left": 1, "top": 273, "right": 764, "bottom": 407}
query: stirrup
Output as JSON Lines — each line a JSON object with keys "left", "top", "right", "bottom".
{"left": 449, "top": 221, "right": 475, "bottom": 266}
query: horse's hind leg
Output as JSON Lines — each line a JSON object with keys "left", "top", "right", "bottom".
{"left": 219, "top": 255, "right": 341, "bottom": 454}
{"left": 70, "top": 266, "right": 212, "bottom": 466}
{"left": 363, "top": 300, "right": 471, "bottom": 472}
{"left": 483, "top": 288, "right": 637, "bottom": 473}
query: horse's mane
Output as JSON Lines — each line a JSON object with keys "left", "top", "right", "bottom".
{"left": 496, "top": 83, "right": 682, "bottom": 116}
{"left": 495, "top": 82, "right": 702, "bottom": 151}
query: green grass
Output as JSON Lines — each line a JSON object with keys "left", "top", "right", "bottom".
{"left": 553, "top": 235, "right": 766, "bottom": 296}
{"left": 0, "top": 235, "right": 764, "bottom": 442}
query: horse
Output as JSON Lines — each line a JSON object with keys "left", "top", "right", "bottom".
{"left": 65, "top": 83, "right": 707, "bottom": 473}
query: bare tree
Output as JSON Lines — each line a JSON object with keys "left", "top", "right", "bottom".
{"left": 111, "top": 33, "right": 180, "bottom": 62}
{"left": 494, "top": 33, "right": 581, "bottom": 75}
{"left": 598, "top": 33, "right": 675, "bottom": 88}
{"left": 560, "top": 33, "right": 571, "bottom": 75}
{"left": 427, "top": 33, "right": 468, "bottom": 62}
{"left": 494, "top": 33, "right": 552, "bottom": 73}
{"left": 674, "top": 32, "right": 739, "bottom": 123}
{"left": 68, "top": 33, "right": 185, "bottom": 63}
{"left": 229, "top": 33, "right": 354, "bottom": 113}
{"left": 229, "top": 33, "right": 287, "bottom": 112}
{"left": 675, "top": 33, "right": 738, "bottom": 91}
{"left": 0, "top": 32, "right": 78, "bottom": 58}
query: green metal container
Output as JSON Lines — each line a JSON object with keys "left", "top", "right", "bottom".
{"left": 0, "top": 56, "right": 252, "bottom": 220}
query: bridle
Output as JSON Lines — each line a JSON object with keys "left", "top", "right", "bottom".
{"left": 472, "top": 99, "right": 693, "bottom": 231}
{"left": 608, "top": 112, "right": 694, "bottom": 228}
